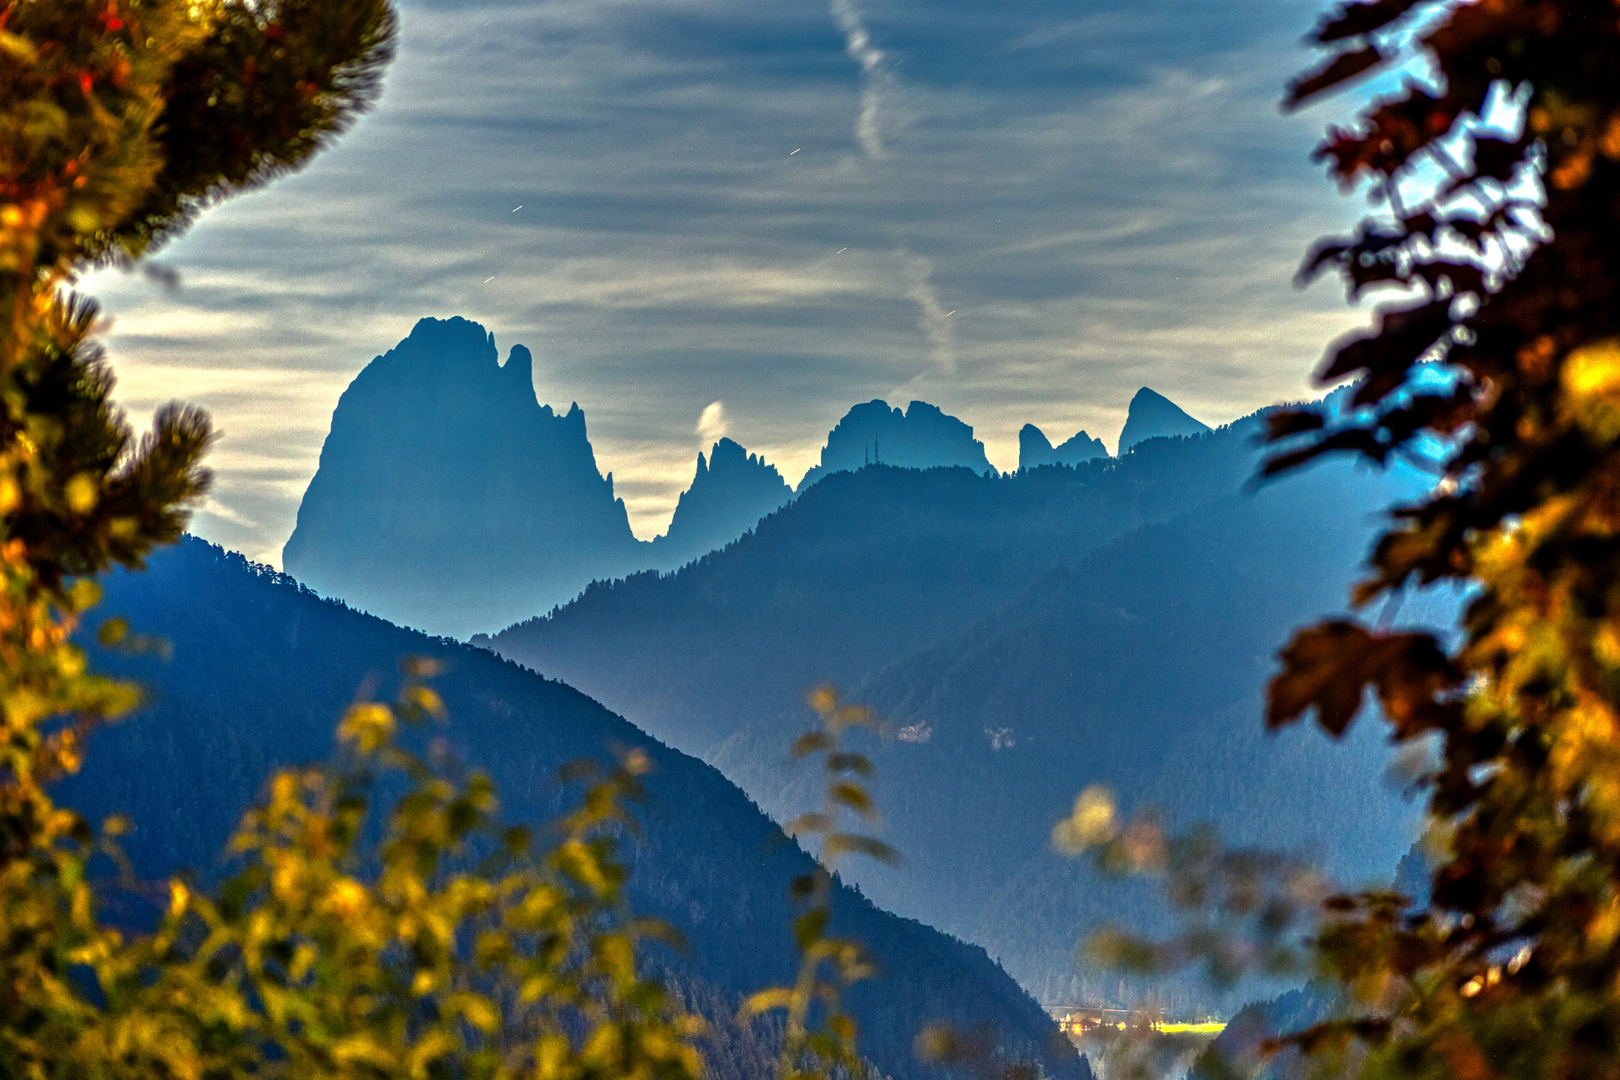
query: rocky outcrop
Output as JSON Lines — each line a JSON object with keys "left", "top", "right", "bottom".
{"left": 283, "top": 317, "right": 645, "bottom": 638}
{"left": 797, "top": 400, "right": 993, "bottom": 492}
{"left": 1018, "top": 423, "right": 1108, "bottom": 469}
{"left": 651, "top": 438, "right": 792, "bottom": 569}
{"left": 1117, "top": 387, "right": 1212, "bottom": 452}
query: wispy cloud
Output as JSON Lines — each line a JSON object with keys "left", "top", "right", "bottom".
{"left": 898, "top": 249, "right": 955, "bottom": 372}
{"left": 829, "top": 0, "right": 891, "bottom": 159}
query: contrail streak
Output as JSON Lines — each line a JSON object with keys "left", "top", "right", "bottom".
{"left": 830, "top": 0, "right": 890, "bottom": 158}
{"left": 899, "top": 250, "right": 956, "bottom": 372}
{"left": 828, "top": 3, "right": 957, "bottom": 370}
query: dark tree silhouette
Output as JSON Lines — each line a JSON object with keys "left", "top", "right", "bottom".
{"left": 1261, "top": 0, "right": 1620, "bottom": 1075}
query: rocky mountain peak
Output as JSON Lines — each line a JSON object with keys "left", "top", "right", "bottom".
{"left": 1018, "top": 423, "right": 1108, "bottom": 469}
{"left": 282, "top": 317, "right": 643, "bottom": 639}
{"left": 1117, "top": 387, "right": 1212, "bottom": 452}
{"left": 652, "top": 437, "right": 792, "bottom": 569}
{"left": 797, "top": 399, "right": 993, "bottom": 492}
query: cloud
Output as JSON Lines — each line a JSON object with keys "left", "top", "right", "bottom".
{"left": 898, "top": 249, "right": 955, "bottom": 372}
{"left": 82, "top": 0, "right": 1377, "bottom": 557}
{"left": 829, "top": 0, "right": 891, "bottom": 159}
{"left": 696, "top": 400, "right": 728, "bottom": 443}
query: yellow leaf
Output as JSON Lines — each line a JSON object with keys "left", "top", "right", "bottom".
{"left": 338, "top": 702, "right": 396, "bottom": 753}
{"left": 1563, "top": 339, "right": 1620, "bottom": 398}
{"left": 743, "top": 988, "right": 795, "bottom": 1015}
{"left": 64, "top": 473, "right": 98, "bottom": 514}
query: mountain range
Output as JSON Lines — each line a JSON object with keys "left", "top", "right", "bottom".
{"left": 272, "top": 314, "right": 1443, "bottom": 1014}
{"left": 284, "top": 317, "right": 1216, "bottom": 639}
{"left": 70, "top": 537, "right": 1086, "bottom": 1080}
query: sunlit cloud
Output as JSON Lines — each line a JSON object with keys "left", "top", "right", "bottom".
{"left": 696, "top": 400, "right": 728, "bottom": 443}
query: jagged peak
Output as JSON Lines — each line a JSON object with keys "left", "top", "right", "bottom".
{"left": 1020, "top": 422, "right": 1107, "bottom": 469}
{"left": 653, "top": 437, "right": 793, "bottom": 565}
{"left": 1019, "top": 423, "right": 1053, "bottom": 454}
{"left": 1118, "top": 387, "right": 1211, "bottom": 453}
{"left": 707, "top": 437, "right": 754, "bottom": 467}
{"left": 799, "top": 397, "right": 991, "bottom": 491}
{"left": 502, "top": 343, "right": 533, "bottom": 389}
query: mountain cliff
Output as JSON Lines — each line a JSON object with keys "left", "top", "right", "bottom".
{"left": 1117, "top": 387, "right": 1212, "bottom": 452}
{"left": 283, "top": 317, "right": 645, "bottom": 639}
{"left": 797, "top": 400, "right": 993, "bottom": 492}
{"left": 1018, "top": 423, "right": 1108, "bottom": 469}
{"left": 650, "top": 438, "right": 792, "bottom": 569}
{"left": 72, "top": 537, "right": 1087, "bottom": 1080}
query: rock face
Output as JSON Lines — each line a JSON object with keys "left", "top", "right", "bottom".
{"left": 1017, "top": 423, "right": 1108, "bottom": 469}
{"left": 1117, "top": 386, "right": 1212, "bottom": 452}
{"left": 797, "top": 400, "right": 993, "bottom": 492}
{"left": 651, "top": 438, "right": 792, "bottom": 569}
{"left": 282, "top": 317, "right": 644, "bottom": 639}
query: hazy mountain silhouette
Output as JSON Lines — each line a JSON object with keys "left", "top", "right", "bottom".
{"left": 1117, "top": 387, "right": 1212, "bottom": 452}
{"left": 69, "top": 537, "right": 1087, "bottom": 1080}
{"left": 486, "top": 425, "right": 1267, "bottom": 759}
{"left": 283, "top": 317, "right": 645, "bottom": 639}
{"left": 283, "top": 318, "right": 801, "bottom": 639}
{"left": 797, "top": 400, "right": 993, "bottom": 492}
{"left": 650, "top": 438, "right": 792, "bottom": 569}
{"left": 1018, "top": 423, "right": 1108, "bottom": 469}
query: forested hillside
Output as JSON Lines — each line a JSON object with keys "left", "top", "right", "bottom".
{"left": 64, "top": 538, "right": 1084, "bottom": 1080}
{"left": 485, "top": 420, "right": 1268, "bottom": 757}
{"left": 485, "top": 415, "right": 1445, "bottom": 1007}
{"left": 741, "top": 455, "right": 1449, "bottom": 1004}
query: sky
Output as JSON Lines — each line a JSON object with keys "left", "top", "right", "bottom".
{"left": 82, "top": 0, "right": 1392, "bottom": 564}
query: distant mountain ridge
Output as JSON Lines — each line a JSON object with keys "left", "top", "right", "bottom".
{"left": 282, "top": 320, "right": 1216, "bottom": 647}
{"left": 483, "top": 408, "right": 1440, "bottom": 1008}
{"left": 484, "top": 424, "right": 1267, "bottom": 758}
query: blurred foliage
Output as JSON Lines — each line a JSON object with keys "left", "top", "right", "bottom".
{"left": 746, "top": 686, "right": 893, "bottom": 1080}
{"left": 1064, "top": 0, "right": 1620, "bottom": 1077}
{"left": 11, "top": 659, "right": 708, "bottom": 1080}
{"left": 0, "top": 2, "right": 708, "bottom": 1072}
{"left": 1053, "top": 787, "right": 1331, "bottom": 994}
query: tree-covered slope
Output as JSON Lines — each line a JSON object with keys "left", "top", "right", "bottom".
{"left": 767, "top": 456, "right": 1442, "bottom": 1005}
{"left": 485, "top": 421, "right": 1268, "bottom": 758}
{"left": 485, "top": 413, "right": 1441, "bottom": 1009}
{"left": 63, "top": 538, "right": 1084, "bottom": 1080}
